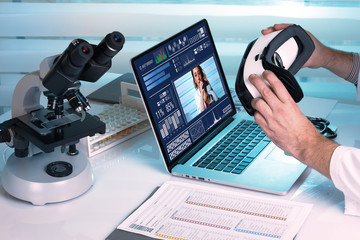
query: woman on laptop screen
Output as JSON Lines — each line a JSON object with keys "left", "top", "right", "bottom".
{"left": 192, "top": 65, "right": 219, "bottom": 113}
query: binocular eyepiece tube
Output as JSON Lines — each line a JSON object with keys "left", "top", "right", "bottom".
{"left": 42, "top": 31, "right": 125, "bottom": 113}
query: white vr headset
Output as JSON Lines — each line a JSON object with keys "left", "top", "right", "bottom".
{"left": 235, "top": 25, "right": 315, "bottom": 116}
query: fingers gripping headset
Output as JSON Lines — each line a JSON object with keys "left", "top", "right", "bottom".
{"left": 235, "top": 24, "right": 315, "bottom": 116}
{"left": 235, "top": 25, "right": 336, "bottom": 139}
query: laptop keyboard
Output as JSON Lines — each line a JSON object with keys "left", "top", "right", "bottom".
{"left": 192, "top": 120, "right": 270, "bottom": 174}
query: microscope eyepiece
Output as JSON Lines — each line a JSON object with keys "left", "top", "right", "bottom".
{"left": 42, "top": 31, "right": 124, "bottom": 112}
{"left": 69, "top": 40, "right": 93, "bottom": 67}
{"left": 114, "top": 33, "right": 123, "bottom": 43}
{"left": 42, "top": 39, "right": 95, "bottom": 97}
{"left": 60, "top": 40, "right": 94, "bottom": 77}
{"left": 93, "top": 31, "right": 125, "bottom": 65}
{"left": 108, "top": 31, "right": 125, "bottom": 52}
{"left": 81, "top": 45, "right": 91, "bottom": 53}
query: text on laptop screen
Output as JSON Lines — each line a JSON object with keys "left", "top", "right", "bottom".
{"left": 132, "top": 20, "right": 235, "bottom": 163}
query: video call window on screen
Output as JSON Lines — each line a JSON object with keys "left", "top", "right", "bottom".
{"left": 174, "top": 56, "right": 225, "bottom": 123}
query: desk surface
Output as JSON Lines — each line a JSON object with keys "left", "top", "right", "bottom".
{"left": 0, "top": 84, "right": 360, "bottom": 239}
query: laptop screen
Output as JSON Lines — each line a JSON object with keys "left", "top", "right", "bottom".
{"left": 131, "top": 19, "right": 236, "bottom": 165}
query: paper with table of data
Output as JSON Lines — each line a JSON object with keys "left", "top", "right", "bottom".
{"left": 117, "top": 181, "right": 312, "bottom": 240}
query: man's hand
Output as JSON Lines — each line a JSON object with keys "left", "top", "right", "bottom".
{"left": 249, "top": 71, "right": 318, "bottom": 159}
{"left": 249, "top": 70, "right": 339, "bottom": 178}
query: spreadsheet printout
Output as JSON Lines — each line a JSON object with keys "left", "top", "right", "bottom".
{"left": 118, "top": 181, "right": 312, "bottom": 240}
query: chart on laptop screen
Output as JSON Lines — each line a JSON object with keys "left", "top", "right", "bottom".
{"left": 132, "top": 20, "right": 235, "bottom": 163}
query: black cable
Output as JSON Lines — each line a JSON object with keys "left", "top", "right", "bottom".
{"left": 307, "top": 116, "right": 337, "bottom": 139}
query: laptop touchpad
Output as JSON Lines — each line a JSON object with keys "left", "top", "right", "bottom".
{"left": 265, "top": 147, "right": 301, "bottom": 165}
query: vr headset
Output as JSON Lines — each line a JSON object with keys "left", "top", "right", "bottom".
{"left": 235, "top": 24, "right": 315, "bottom": 116}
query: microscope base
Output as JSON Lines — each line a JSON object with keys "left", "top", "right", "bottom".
{"left": 1, "top": 148, "right": 93, "bottom": 205}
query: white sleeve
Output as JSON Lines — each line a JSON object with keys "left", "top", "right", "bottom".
{"left": 194, "top": 90, "right": 202, "bottom": 113}
{"left": 206, "top": 85, "right": 218, "bottom": 101}
{"left": 330, "top": 146, "right": 360, "bottom": 216}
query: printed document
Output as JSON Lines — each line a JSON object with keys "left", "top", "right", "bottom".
{"left": 118, "top": 181, "right": 312, "bottom": 240}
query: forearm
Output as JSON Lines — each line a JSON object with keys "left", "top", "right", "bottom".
{"left": 320, "top": 46, "right": 354, "bottom": 80}
{"left": 296, "top": 131, "right": 339, "bottom": 179}
{"left": 262, "top": 24, "right": 356, "bottom": 80}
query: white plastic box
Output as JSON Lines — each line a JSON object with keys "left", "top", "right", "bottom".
{"left": 81, "top": 82, "right": 150, "bottom": 157}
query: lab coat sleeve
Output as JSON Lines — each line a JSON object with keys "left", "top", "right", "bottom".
{"left": 194, "top": 90, "right": 202, "bottom": 113}
{"left": 330, "top": 51, "right": 360, "bottom": 216}
{"left": 330, "top": 146, "right": 360, "bottom": 216}
{"left": 206, "top": 85, "right": 218, "bottom": 102}
{"left": 329, "top": 68, "right": 360, "bottom": 216}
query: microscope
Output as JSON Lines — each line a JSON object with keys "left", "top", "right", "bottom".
{"left": 0, "top": 31, "right": 125, "bottom": 205}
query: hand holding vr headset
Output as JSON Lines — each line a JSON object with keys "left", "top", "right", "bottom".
{"left": 237, "top": 23, "right": 360, "bottom": 216}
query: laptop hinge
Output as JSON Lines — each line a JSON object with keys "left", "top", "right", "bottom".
{"left": 174, "top": 116, "right": 234, "bottom": 167}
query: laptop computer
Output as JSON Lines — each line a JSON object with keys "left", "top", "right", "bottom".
{"left": 130, "top": 19, "right": 307, "bottom": 195}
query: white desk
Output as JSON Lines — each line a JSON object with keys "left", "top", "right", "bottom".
{"left": 0, "top": 89, "right": 360, "bottom": 239}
